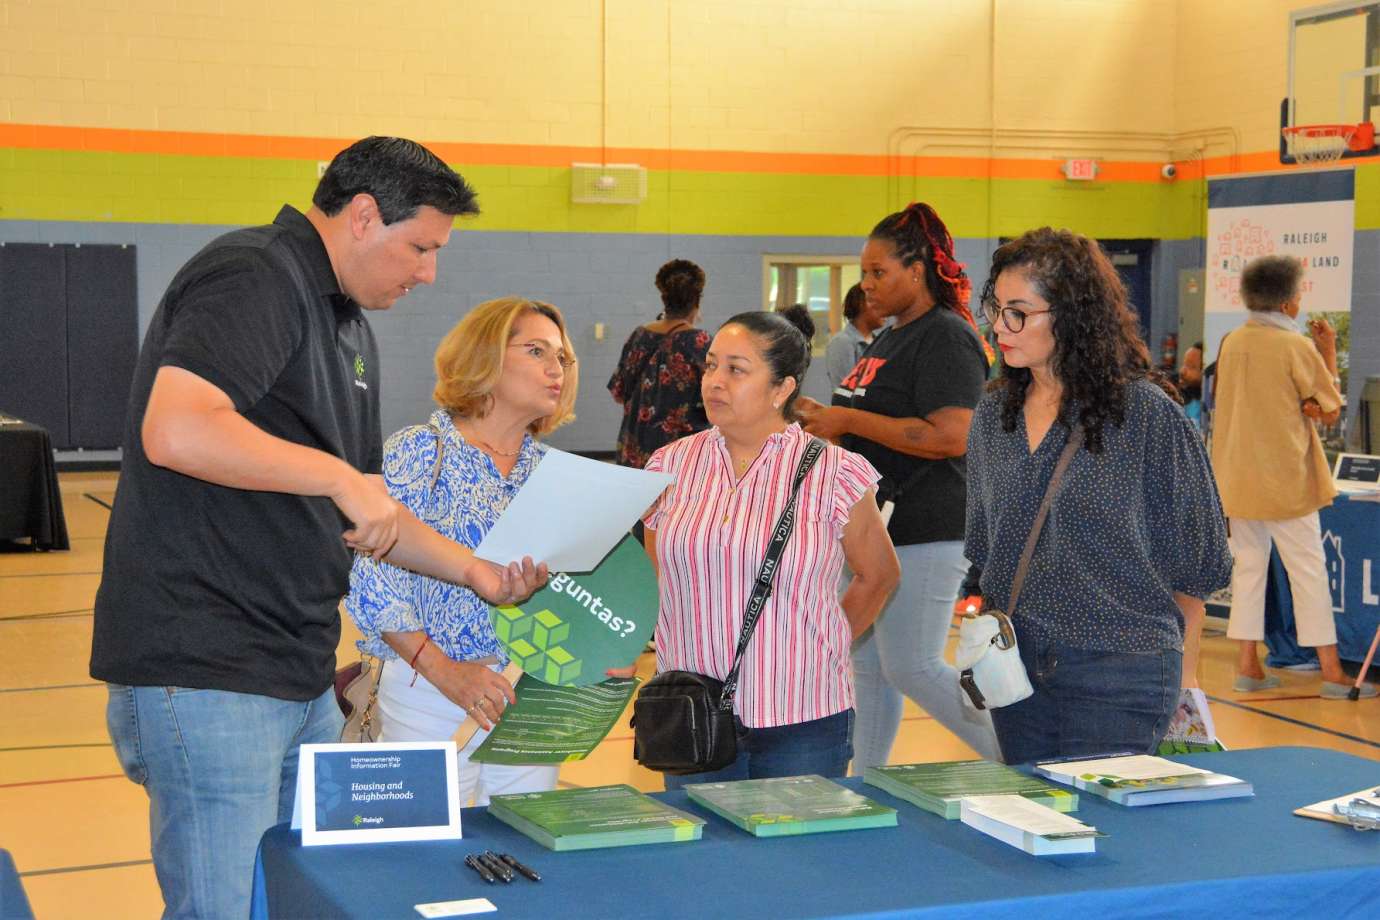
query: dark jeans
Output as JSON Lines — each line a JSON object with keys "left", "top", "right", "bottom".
{"left": 990, "top": 624, "right": 1181, "bottom": 765}
{"left": 662, "top": 709, "right": 854, "bottom": 791}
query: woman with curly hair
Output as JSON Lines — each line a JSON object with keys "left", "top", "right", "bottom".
{"left": 965, "top": 228, "right": 1231, "bottom": 764}
{"left": 608, "top": 259, "right": 712, "bottom": 468}
{"left": 799, "top": 202, "right": 1000, "bottom": 765}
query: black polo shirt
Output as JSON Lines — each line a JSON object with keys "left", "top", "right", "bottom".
{"left": 832, "top": 307, "right": 986, "bottom": 546}
{"left": 90, "top": 206, "right": 383, "bottom": 701}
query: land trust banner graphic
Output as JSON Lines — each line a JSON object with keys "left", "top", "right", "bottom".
{"left": 488, "top": 533, "right": 657, "bottom": 686}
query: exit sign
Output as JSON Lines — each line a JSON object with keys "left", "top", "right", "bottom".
{"left": 1061, "top": 158, "right": 1098, "bottom": 181}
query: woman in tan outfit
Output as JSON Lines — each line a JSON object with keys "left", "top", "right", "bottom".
{"left": 1211, "top": 255, "right": 1375, "bottom": 699}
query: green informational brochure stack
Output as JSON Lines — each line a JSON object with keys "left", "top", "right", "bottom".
{"left": 684, "top": 775, "right": 897, "bottom": 837}
{"left": 487, "top": 784, "right": 705, "bottom": 851}
{"left": 863, "top": 760, "right": 1077, "bottom": 819}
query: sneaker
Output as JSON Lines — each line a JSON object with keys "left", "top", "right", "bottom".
{"left": 1280, "top": 660, "right": 1322, "bottom": 671}
{"left": 1321, "top": 681, "right": 1379, "bottom": 700}
{"left": 1232, "top": 674, "right": 1282, "bottom": 692}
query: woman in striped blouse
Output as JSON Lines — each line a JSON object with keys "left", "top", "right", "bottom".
{"left": 642, "top": 311, "right": 900, "bottom": 788}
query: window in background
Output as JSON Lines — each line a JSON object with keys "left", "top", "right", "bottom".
{"left": 764, "top": 256, "right": 862, "bottom": 356}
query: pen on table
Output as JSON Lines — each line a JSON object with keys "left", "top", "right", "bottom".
{"left": 478, "top": 852, "right": 514, "bottom": 882}
{"left": 464, "top": 854, "right": 496, "bottom": 884}
{"left": 499, "top": 852, "right": 541, "bottom": 882}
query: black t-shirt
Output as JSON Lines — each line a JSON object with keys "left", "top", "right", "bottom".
{"left": 90, "top": 206, "right": 383, "bottom": 702}
{"left": 832, "top": 307, "right": 986, "bottom": 546}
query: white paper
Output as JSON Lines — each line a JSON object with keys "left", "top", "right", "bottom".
{"left": 961, "top": 795, "right": 1097, "bottom": 838}
{"left": 415, "top": 899, "right": 497, "bottom": 918}
{"left": 475, "top": 447, "right": 673, "bottom": 572}
{"left": 1036, "top": 754, "right": 1211, "bottom": 783}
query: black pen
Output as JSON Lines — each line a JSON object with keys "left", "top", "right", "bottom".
{"left": 499, "top": 852, "right": 541, "bottom": 882}
{"left": 479, "top": 852, "right": 514, "bottom": 882}
{"left": 464, "top": 854, "right": 496, "bottom": 884}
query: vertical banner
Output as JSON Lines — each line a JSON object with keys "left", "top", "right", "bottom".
{"left": 1204, "top": 171, "right": 1355, "bottom": 361}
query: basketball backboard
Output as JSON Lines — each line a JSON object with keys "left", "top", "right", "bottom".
{"left": 1285, "top": 1, "right": 1380, "bottom": 161}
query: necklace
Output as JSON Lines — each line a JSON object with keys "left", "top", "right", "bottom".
{"left": 466, "top": 433, "right": 522, "bottom": 457}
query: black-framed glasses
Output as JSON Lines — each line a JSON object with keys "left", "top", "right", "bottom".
{"left": 981, "top": 299, "right": 1053, "bottom": 333}
{"left": 509, "top": 341, "right": 575, "bottom": 369}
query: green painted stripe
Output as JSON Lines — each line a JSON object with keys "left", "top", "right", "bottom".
{"left": 0, "top": 146, "right": 1234, "bottom": 238}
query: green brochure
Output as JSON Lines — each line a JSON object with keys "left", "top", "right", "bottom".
{"left": 488, "top": 533, "right": 657, "bottom": 686}
{"left": 684, "top": 775, "right": 898, "bottom": 837}
{"left": 487, "top": 784, "right": 705, "bottom": 851}
{"left": 863, "top": 760, "right": 1078, "bottom": 819}
{"left": 470, "top": 674, "right": 639, "bottom": 765}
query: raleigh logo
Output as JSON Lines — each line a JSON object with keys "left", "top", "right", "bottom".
{"left": 1323, "top": 531, "right": 1344, "bottom": 613}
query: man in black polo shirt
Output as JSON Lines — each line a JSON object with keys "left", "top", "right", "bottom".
{"left": 91, "top": 137, "right": 546, "bottom": 920}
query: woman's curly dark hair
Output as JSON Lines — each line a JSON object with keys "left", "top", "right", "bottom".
{"left": 980, "top": 227, "right": 1151, "bottom": 454}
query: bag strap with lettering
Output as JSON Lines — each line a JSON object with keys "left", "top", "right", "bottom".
{"left": 718, "top": 438, "right": 826, "bottom": 711}
{"left": 1006, "top": 423, "right": 1085, "bottom": 617}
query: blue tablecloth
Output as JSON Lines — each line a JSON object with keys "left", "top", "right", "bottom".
{"left": 1266, "top": 493, "right": 1380, "bottom": 667}
{"left": 252, "top": 746, "right": 1380, "bottom": 919}
{"left": 0, "top": 849, "right": 35, "bottom": 920}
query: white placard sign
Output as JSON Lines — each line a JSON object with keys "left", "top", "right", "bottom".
{"left": 1206, "top": 198, "right": 1354, "bottom": 314}
{"left": 291, "top": 741, "right": 461, "bottom": 846}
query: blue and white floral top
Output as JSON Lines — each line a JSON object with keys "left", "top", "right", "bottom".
{"left": 344, "top": 409, "right": 544, "bottom": 664}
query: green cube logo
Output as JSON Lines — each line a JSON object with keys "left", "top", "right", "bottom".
{"left": 493, "top": 605, "right": 533, "bottom": 644}
{"left": 541, "top": 645, "right": 582, "bottom": 684}
{"left": 509, "top": 637, "right": 545, "bottom": 672}
{"left": 531, "top": 609, "right": 571, "bottom": 648}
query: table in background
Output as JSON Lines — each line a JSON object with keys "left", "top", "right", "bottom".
{"left": 0, "top": 849, "right": 35, "bottom": 920}
{"left": 0, "top": 415, "right": 69, "bottom": 550}
{"left": 252, "top": 746, "right": 1380, "bottom": 919}
{"left": 1264, "top": 493, "right": 1380, "bottom": 667}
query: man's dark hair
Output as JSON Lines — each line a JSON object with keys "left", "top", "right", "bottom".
{"left": 313, "top": 137, "right": 479, "bottom": 224}
{"left": 842, "top": 282, "right": 866, "bottom": 321}
{"left": 1239, "top": 255, "right": 1304, "bottom": 312}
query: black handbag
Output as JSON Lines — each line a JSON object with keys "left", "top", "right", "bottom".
{"left": 631, "top": 438, "right": 824, "bottom": 775}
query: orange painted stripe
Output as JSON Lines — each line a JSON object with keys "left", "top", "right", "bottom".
{"left": 1, "top": 121, "right": 1174, "bottom": 182}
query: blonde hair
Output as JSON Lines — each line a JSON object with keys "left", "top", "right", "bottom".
{"left": 432, "top": 296, "right": 578, "bottom": 436}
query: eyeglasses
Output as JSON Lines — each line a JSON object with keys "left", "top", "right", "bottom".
{"left": 981, "top": 299, "right": 1053, "bottom": 333}
{"left": 509, "top": 341, "right": 575, "bottom": 369}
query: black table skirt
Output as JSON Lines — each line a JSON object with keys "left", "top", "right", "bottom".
{"left": 0, "top": 417, "right": 70, "bottom": 550}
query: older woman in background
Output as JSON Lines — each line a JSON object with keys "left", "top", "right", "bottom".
{"left": 643, "top": 310, "right": 899, "bottom": 786}
{"left": 967, "top": 228, "right": 1231, "bottom": 763}
{"left": 346, "top": 296, "right": 579, "bottom": 805}
{"left": 1212, "top": 255, "right": 1375, "bottom": 699}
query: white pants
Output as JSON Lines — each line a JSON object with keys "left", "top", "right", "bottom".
{"left": 377, "top": 660, "right": 559, "bottom": 807}
{"left": 1225, "top": 514, "right": 1338, "bottom": 647}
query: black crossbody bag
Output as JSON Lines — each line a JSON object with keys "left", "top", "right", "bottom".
{"left": 631, "top": 438, "right": 825, "bottom": 775}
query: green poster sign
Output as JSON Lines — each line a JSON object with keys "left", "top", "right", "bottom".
{"left": 488, "top": 533, "right": 657, "bottom": 686}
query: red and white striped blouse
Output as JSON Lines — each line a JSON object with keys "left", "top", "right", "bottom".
{"left": 643, "top": 423, "right": 880, "bottom": 728}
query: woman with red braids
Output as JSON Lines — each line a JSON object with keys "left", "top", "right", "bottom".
{"left": 799, "top": 203, "right": 1001, "bottom": 766}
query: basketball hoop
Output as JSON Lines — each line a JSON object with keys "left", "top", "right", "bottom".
{"left": 1282, "top": 123, "right": 1375, "bottom": 164}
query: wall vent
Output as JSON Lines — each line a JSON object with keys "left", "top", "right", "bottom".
{"left": 570, "top": 162, "right": 646, "bottom": 204}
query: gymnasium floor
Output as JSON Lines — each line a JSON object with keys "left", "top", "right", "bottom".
{"left": 3, "top": 471, "right": 1378, "bottom": 918}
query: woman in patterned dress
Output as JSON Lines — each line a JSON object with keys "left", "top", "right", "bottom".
{"left": 608, "top": 259, "right": 712, "bottom": 468}
{"left": 345, "top": 296, "right": 587, "bottom": 805}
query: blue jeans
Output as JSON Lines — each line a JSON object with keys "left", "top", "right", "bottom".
{"left": 990, "top": 622, "right": 1182, "bottom": 765}
{"left": 662, "top": 709, "right": 854, "bottom": 791}
{"left": 107, "top": 684, "right": 343, "bottom": 920}
{"left": 850, "top": 540, "right": 1000, "bottom": 769}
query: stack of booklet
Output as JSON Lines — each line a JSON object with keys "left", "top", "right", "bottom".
{"left": 863, "top": 759, "right": 1077, "bottom": 819}
{"left": 1034, "top": 754, "right": 1253, "bottom": 806}
{"left": 684, "top": 775, "right": 897, "bottom": 837}
{"left": 487, "top": 784, "right": 705, "bottom": 851}
{"left": 959, "top": 795, "right": 1101, "bottom": 856}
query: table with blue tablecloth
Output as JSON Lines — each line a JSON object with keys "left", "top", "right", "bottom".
{"left": 1264, "top": 493, "right": 1380, "bottom": 667}
{"left": 252, "top": 746, "right": 1380, "bottom": 919}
